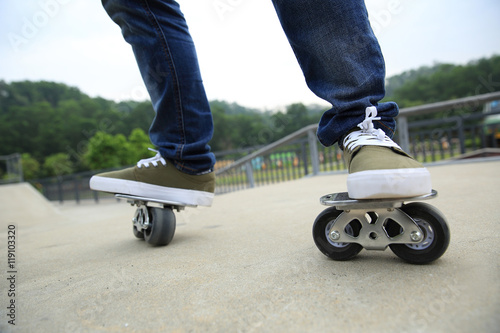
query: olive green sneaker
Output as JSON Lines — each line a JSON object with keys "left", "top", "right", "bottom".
{"left": 89, "top": 151, "right": 215, "bottom": 206}
{"left": 342, "top": 106, "right": 431, "bottom": 199}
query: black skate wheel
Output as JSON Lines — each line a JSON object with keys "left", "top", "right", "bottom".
{"left": 389, "top": 202, "right": 450, "bottom": 264}
{"left": 143, "top": 207, "right": 176, "bottom": 246}
{"left": 312, "top": 207, "right": 363, "bottom": 261}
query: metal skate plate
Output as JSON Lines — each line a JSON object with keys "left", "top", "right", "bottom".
{"left": 326, "top": 207, "right": 426, "bottom": 250}
{"left": 320, "top": 190, "right": 437, "bottom": 210}
{"left": 115, "top": 194, "right": 197, "bottom": 211}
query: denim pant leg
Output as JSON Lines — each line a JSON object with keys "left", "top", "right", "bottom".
{"left": 102, "top": 0, "right": 215, "bottom": 174}
{"left": 272, "top": 0, "right": 399, "bottom": 147}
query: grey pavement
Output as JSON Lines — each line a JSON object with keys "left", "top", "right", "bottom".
{"left": 0, "top": 159, "right": 499, "bottom": 332}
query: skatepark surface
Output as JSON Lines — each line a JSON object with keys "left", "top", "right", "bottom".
{"left": 1, "top": 159, "right": 499, "bottom": 332}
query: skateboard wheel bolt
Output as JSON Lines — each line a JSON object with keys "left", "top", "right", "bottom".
{"left": 329, "top": 230, "right": 340, "bottom": 241}
{"left": 410, "top": 231, "right": 423, "bottom": 242}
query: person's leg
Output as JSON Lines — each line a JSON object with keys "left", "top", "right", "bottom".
{"left": 272, "top": 0, "right": 397, "bottom": 145}
{"left": 90, "top": 0, "right": 215, "bottom": 206}
{"left": 103, "top": 0, "right": 215, "bottom": 174}
{"left": 272, "top": 0, "right": 431, "bottom": 198}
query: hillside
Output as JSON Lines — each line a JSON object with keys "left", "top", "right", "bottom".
{"left": 1, "top": 55, "right": 499, "bottom": 179}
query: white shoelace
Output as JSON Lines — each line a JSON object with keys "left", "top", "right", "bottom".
{"left": 137, "top": 148, "right": 167, "bottom": 168}
{"left": 343, "top": 106, "right": 401, "bottom": 152}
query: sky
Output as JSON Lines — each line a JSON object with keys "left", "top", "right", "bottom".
{"left": 1, "top": 0, "right": 499, "bottom": 110}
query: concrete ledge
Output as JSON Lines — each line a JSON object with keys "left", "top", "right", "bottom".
{"left": 452, "top": 148, "right": 500, "bottom": 160}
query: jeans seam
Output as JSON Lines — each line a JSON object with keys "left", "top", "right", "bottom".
{"left": 375, "top": 120, "right": 395, "bottom": 137}
{"left": 173, "top": 160, "right": 201, "bottom": 175}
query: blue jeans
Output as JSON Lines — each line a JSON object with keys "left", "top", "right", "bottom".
{"left": 102, "top": 0, "right": 399, "bottom": 173}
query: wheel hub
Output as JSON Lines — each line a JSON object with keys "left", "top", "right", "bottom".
{"left": 405, "top": 219, "right": 434, "bottom": 250}
{"left": 133, "top": 205, "right": 150, "bottom": 232}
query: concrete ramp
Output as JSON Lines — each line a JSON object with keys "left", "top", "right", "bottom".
{"left": 0, "top": 183, "right": 61, "bottom": 226}
{"left": 0, "top": 161, "right": 499, "bottom": 332}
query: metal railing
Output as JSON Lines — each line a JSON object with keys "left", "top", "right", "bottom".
{"left": 30, "top": 170, "right": 113, "bottom": 204}
{"left": 23, "top": 91, "right": 500, "bottom": 202}
{"left": 213, "top": 126, "right": 335, "bottom": 194}
{"left": 215, "top": 91, "right": 500, "bottom": 194}
{"left": 397, "top": 91, "right": 500, "bottom": 153}
{"left": 0, "top": 153, "right": 23, "bottom": 184}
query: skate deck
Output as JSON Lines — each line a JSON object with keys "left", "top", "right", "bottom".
{"left": 320, "top": 189, "right": 438, "bottom": 209}
{"left": 115, "top": 193, "right": 197, "bottom": 208}
{"left": 0, "top": 160, "right": 499, "bottom": 332}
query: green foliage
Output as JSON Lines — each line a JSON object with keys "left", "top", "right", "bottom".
{"left": 128, "top": 128, "right": 153, "bottom": 162}
{"left": 43, "top": 153, "right": 74, "bottom": 177}
{"left": 210, "top": 101, "right": 323, "bottom": 152}
{"left": 2, "top": 55, "right": 499, "bottom": 178}
{"left": 270, "top": 103, "right": 321, "bottom": 139}
{"left": 0, "top": 80, "right": 155, "bottom": 159}
{"left": 385, "top": 65, "right": 442, "bottom": 98}
{"left": 21, "top": 153, "right": 40, "bottom": 180}
{"left": 210, "top": 100, "right": 274, "bottom": 150}
{"left": 0, "top": 80, "right": 155, "bottom": 176}
{"left": 385, "top": 55, "right": 500, "bottom": 107}
{"left": 83, "top": 132, "right": 128, "bottom": 170}
{"left": 82, "top": 129, "right": 154, "bottom": 170}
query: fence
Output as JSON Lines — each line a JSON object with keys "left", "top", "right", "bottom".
{"left": 30, "top": 169, "right": 114, "bottom": 204}
{"left": 23, "top": 91, "right": 500, "bottom": 202}
{"left": 213, "top": 125, "right": 345, "bottom": 194}
{"left": 397, "top": 91, "right": 500, "bottom": 160}
{"left": 215, "top": 91, "right": 500, "bottom": 193}
{"left": 0, "top": 153, "right": 23, "bottom": 184}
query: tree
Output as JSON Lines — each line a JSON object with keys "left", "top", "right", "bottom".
{"left": 84, "top": 132, "right": 125, "bottom": 170}
{"left": 385, "top": 55, "right": 500, "bottom": 107}
{"left": 128, "top": 128, "right": 153, "bottom": 162}
{"left": 21, "top": 153, "right": 40, "bottom": 180}
{"left": 83, "top": 130, "right": 154, "bottom": 170}
{"left": 1, "top": 56, "right": 499, "bottom": 175}
{"left": 43, "top": 153, "right": 74, "bottom": 177}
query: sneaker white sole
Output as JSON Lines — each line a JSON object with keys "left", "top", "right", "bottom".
{"left": 90, "top": 176, "right": 214, "bottom": 207}
{"left": 346, "top": 168, "right": 432, "bottom": 199}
